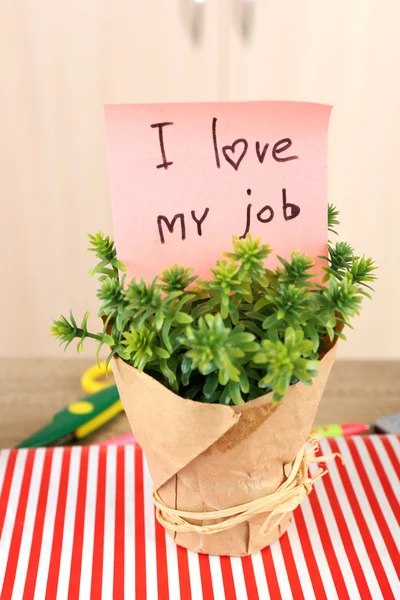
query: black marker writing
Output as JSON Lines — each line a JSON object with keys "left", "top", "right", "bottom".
{"left": 191, "top": 208, "right": 210, "bottom": 236}
{"left": 282, "top": 188, "right": 300, "bottom": 220}
{"left": 257, "top": 205, "right": 274, "bottom": 223}
{"left": 239, "top": 203, "right": 275, "bottom": 239}
{"left": 239, "top": 190, "right": 252, "bottom": 238}
{"left": 151, "top": 122, "right": 174, "bottom": 169}
{"left": 212, "top": 118, "right": 220, "bottom": 169}
{"left": 272, "top": 138, "right": 298, "bottom": 162}
{"left": 157, "top": 213, "right": 185, "bottom": 244}
{"left": 239, "top": 188, "right": 298, "bottom": 238}
{"left": 211, "top": 116, "right": 298, "bottom": 169}
{"left": 240, "top": 203, "right": 252, "bottom": 239}
{"left": 255, "top": 142, "right": 269, "bottom": 163}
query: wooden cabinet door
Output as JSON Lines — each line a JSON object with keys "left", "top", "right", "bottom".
{"left": 225, "top": 0, "right": 400, "bottom": 358}
{"left": 104, "top": 0, "right": 221, "bottom": 102}
{"left": 0, "top": 0, "right": 221, "bottom": 357}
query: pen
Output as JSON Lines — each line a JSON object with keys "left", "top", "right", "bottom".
{"left": 311, "top": 423, "right": 370, "bottom": 438}
{"left": 98, "top": 433, "right": 137, "bottom": 446}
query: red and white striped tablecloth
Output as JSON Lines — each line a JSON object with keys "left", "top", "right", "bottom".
{"left": 0, "top": 435, "right": 399, "bottom": 599}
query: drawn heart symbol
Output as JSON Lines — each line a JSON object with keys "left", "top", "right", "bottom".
{"left": 222, "top": 138, "right": 248, "bottom": 171}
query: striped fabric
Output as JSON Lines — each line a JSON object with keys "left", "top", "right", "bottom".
{"left": 0, "top": 435, "right": 398, "bottom": 599}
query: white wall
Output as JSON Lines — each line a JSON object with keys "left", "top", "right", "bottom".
{"left": 0, "top": 0, "right": 398, "bottom": 359}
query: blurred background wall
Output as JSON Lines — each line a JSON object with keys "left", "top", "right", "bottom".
{"left": 0, "top": 0, "right": 398, "bottom": 359}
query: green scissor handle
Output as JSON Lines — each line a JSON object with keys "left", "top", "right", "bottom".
{"left": 16, "top": 385, "right": 120, "bottom": 448}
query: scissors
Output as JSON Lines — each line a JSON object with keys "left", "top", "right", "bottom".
{"left": 17, "top": 362, "right": 123, "bottom": 448}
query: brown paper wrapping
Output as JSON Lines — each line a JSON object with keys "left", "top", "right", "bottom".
{"left": 112, "top": 346, "right": 336, "bottom": 556}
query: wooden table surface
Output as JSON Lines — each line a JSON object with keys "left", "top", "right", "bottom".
{"left": 1, "top": 359, "right": 399, "bottom": 448}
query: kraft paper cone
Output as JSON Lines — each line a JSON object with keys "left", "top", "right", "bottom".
{"left": 112, "top": 345, "right": 336, "bottom": 556}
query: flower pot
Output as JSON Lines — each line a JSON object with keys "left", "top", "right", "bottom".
{"left": 112, "top": 345, "right": 336, "bottom": 557}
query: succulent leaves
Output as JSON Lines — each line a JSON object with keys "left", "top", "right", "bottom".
{"left": 52, "top": 206, "right": 375, "bottom": 405}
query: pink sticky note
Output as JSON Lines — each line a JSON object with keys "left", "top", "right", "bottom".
{"left": 104, "top": 101, "right": 332, "bottom": 281}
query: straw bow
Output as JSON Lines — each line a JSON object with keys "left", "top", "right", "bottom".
{"left": 152, "top": 436, "right": 343, "bottom": 538}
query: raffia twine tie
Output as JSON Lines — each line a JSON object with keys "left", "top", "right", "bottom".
{"left": 152, "top": 436, "right": 344, "bottom": 538}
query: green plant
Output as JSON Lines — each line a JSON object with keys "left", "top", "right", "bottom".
{"left": 52, "top": 205, "right": 376, "bottom": 404}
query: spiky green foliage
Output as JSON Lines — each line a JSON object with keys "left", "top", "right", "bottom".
{"left": 182, "top": 315, "right": 259, "bottom": 389}
{"left": 121, "top": 323, "right": 171, "bottom": 370}
{"left": 160, "top": 265, "right": 197, "bottom": 292}
{"left": 52, "top": 207, "right": 376, "bottom": 403}
{"left": 88, "top": 232, "right": 127, "bottom": 280}
{"left": 224, "top": 235, "right": 272, "bottom": 284}
{"left": 275, "top": 252, "right": 315, "bottom": 286}
{"left": 322, "top": 212, "right": 377, "bottom": 293}
{"left": 328, "top": 203, "right": 340, "bottom": 235}
{"left": 51, "top": 311, "right": 113, "bottom": 354}
{"left": 254, "top": 328, "right": 319, "bottom": 402}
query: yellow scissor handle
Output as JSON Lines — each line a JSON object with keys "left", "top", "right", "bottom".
{"left": 81, "top": 362, "right": 114, "bottom": 394}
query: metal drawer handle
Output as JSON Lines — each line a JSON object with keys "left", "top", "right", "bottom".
{"left": 191, "top": 0, "right": 206, "bottom": 44}
{"left": 240, "top": 0, "right": 256, "bottom": 42}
